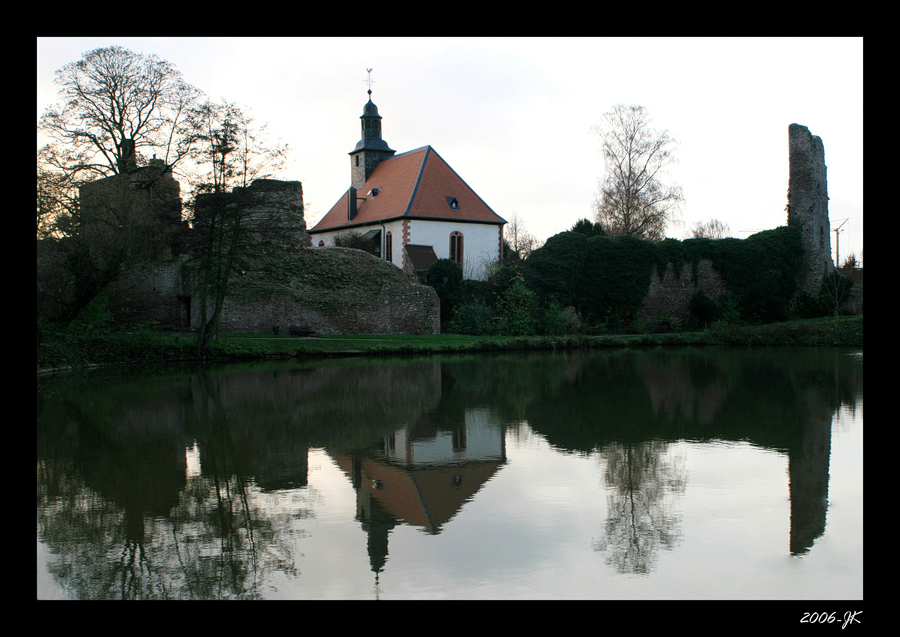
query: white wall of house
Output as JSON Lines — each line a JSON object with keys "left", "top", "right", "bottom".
{"left": 383, "top": 407, "right": 504, "bottom": 466}
{"left": 383, "top": 219, "right": 405, "bottom": 269}
{"left": 408, "top": 219, "right": 501, "bottom": 280}
{"left": 309, "top": 220, "right": 404, "bottom": 267}
{"left": 311, "top": 219, "right": 502, "bottom": 280}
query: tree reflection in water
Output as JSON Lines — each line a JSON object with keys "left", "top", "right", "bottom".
{"left": 37, "top": 347, "right": 862, "bottom": 599}
{"left": 592, "top": 440, "right": 687, "bottom": 574}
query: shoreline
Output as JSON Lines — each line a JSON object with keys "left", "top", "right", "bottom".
{"left": 37, "top": 316, "right": 862, "bottom": 376}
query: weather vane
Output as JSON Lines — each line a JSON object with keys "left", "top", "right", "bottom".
{"left": 364, "top": 68, "right": 375, "bottom": 95}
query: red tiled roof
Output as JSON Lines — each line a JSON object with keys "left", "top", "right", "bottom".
{"left": 309, "top": 146, "right": 505, "bottom": 233}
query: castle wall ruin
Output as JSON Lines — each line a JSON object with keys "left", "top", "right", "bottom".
{"left": 640, "top": 259, "right": 728, "bottom": 325}
{"left": 787, "top": 123, "right": 833, "bottom": 291}
{"left": 38, "top": 160, "right": 441, "bottom": 335}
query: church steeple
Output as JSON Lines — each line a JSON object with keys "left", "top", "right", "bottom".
{"left": 350, "top": 73, "right": 395, "bottom": 189}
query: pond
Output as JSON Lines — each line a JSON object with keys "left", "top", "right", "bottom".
{"left": 37, "top": 346, "right": 863, "bottom": 601}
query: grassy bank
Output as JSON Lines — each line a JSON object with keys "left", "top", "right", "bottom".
{"left": 36, "top": 315, "right": 862, "bottom": 372}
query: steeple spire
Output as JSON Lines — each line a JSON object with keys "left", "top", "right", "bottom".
{"left": 350, "top": 69, "right": 395, "bottom": 189}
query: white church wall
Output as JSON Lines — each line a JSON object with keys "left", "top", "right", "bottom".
{"left": 408, "top": 219, "right": 501, "bottom": 280}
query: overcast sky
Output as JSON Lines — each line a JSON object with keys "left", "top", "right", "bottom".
{"left": 37, "top": 37, "right": 863, "bottom": 265}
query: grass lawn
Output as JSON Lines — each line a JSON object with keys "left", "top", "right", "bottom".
{"left": 37, "top": 315, "right": 862, "bottom": 372}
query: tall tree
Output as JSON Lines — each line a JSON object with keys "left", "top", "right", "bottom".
{"left": 37, "top": 46, "right": 202, "bottom": 264}
{"left": 187, "top": 101, "right": 292, "bottom": 354}
{"left": 39, "top": 45, "right": 204, "bottom": 184}
{"left": 593, "top": 105, "right": 684, "bottom": 241}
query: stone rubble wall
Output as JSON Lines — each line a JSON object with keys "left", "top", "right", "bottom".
{"left": 640, "top": 259, "right": 727, "bottom": 324}
{"left": 211, "top": 247, "right": 440, "bottom": 335}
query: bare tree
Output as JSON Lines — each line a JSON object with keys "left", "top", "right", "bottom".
{"left": 818, "top": 271, "right": 854, "bottom": 319}
{"left": 187, "top": 101, "right": 291, "bottom": 354}
{"left": 38, "top": 45, "right": 204, "bottom": 184}
{"left": 593, "top": 105, "right": 684, "bottom": 241}
{"left": 38, "top": 45, "right": 204, "bottom": 258}
{"left": 37, "top": 158, "right": 80, "bottom": 239}
{"left": 503, "top": 212, "right": 540, "bottom": 262}
{"left": 688, "top": 218, "right": 730, "bottom": 239}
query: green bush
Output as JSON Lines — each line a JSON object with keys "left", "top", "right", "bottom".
{"left": 787, "top": 290, "right": 820, "bottom": 319}
{"left": 449, "top": 301, "right": 495, "bottom": 335}
{"left": 425, "top": 259, "right": 464, "bottom": 329}
{"left": 653, "top": 315, "right": 683, "bottom": 333}
{"left": 537, "top": 301, "right": 570, "bottom": 335}
{"left": 70, "top": 292, "right": 115, "bottom": 332}
{"left": 493, "top": 279, "right": 539, "bottom": 336}
{"left": 689, "top": 290, "right": 720, "bottom": 328}
{"left": 524, "top": 225, "right": 803, "bottom": 327}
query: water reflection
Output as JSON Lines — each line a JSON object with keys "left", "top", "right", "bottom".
{"left": 37, "top": 347, "right": 862, "bottom": 599}
{"left": 592, "top": 440, "right": 686, "bottom": 575}
{"left": 331, "top": 406, "right": 507, "bottom": 582}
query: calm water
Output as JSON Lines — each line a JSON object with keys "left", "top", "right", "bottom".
{"left": 37, "top": 347, "right": 863, "bottom": 600}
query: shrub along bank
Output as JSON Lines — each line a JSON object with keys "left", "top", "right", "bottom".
{"left": 431, "top": 226, "right": 858, "bottom": 337}
{"left": 37, "top": 315, "right": 862, "bottom": 372}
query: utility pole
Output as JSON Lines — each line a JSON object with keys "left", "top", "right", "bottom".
{"left": 833, "top": 218, "right": 848, "bottom": 268}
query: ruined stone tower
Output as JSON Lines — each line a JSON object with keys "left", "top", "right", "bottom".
{"left": 787, "top": 123, "right": 833, "bottom": 292}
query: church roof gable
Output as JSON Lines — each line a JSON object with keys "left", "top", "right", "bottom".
{"left": 310, "top": 146, "right": 504, "bottom": 233}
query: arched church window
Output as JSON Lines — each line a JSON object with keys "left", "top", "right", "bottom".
{"left": 450, "top": 231, "right": 464, "bottom": 265}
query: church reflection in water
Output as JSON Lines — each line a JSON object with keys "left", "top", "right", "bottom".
{"left": 331, "top": 408, "right": 506, "bottom": 576}
{"left": 37, "top": 348, "right": 861, "bottom": 598}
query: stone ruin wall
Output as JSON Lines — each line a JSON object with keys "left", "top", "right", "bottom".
{"left": 641, "top": 123, "right": 839, "bottom": 324}
{"left": 217, "top": 282, "right": 440, "bottom": 335}
{"left": 640, "top": 259, "right": 727, "bottom": 325}
{"left": 107, "top": 257, "right": 190, "bottom": 326}
{"left": 788, "top": 123, "right": 833, "bottom": 292}
{"left": 49, "top": 166, "right": 441, "bottom": 335}
{"left": 206, "top": 247, "right": 441, "bottom": 336}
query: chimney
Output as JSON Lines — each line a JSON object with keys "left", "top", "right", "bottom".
{"left": 348, "top": 186, "right": 357, "bottom": 220}
{"left": 118, "top": 139, "right": 136, "bottom": 173}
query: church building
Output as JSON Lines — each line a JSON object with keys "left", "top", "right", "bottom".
{"left": 308, "top": 89, "right": 506, "bottom": 280}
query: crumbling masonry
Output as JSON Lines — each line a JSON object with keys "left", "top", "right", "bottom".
{"left": 787, "top": 123, "right": 833, "bottom": 291}
{"left": 37, "top": 151, "right": 440, "bottom": 334}
{"left": 639, "top": 123, "right": 834, "bottom": 324}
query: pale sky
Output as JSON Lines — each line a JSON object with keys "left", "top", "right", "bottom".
{"left": 37, "top": 37, "right": 863, "bottom": 266}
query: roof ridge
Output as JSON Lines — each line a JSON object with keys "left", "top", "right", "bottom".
{"left": 402, "top": 146, "right": 431, "bottom": 217}
{"left": 415, "top": 146, "right": 504, "bottom": 222}
{"left": 388, "top": 145, "right": 431, "bottom": 160}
